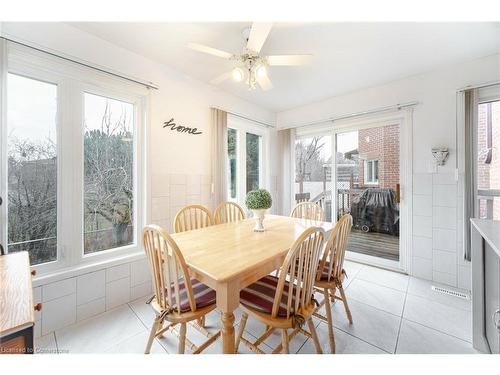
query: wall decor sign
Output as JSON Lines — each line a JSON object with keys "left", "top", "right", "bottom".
{"left": 163, "top": 118, "right": 202, "bottom": 135}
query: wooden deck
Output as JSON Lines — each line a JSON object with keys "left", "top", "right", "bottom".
{"left": 346, "top": 229, "right": 399, "bottom": 261}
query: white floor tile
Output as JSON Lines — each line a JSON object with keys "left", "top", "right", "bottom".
{"left": 396, "top": 320, "right": 478, "bottom": 354}
{"left": 331, "top": 299, "right": 401, "bottom": 353}
{"left": 407, "top": 277, "right": 471, "bottom": 311}
{"left": 297, "top": 321, "right": 386, "bottom": 354}
{"left": 34, "top": 333, "right": 58, "bottom": 354}
{"left": 128, "top": 298, "right": 156, "bottom": 328}
{"left": 343, "top": 261, "right": 364, "bottom": 281}
{"left": 105, "top": 331, "right": 167, "bottom": 354}
{"left": 346, "top": 279, "right": 406, "bottom": 316}
{"left": 403, "top": 294, "right": 472, "bottom": 342}
{"left": 356, "top": 266, "right": 409, "bottom": 292}
{"left": 55, "top": 305, "right": 145, "bottom": 353}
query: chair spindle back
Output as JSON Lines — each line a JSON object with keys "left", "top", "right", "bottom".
{"left": 174, "top": 205, "right": 213, "bottom": 233}
{"left": 214, "top": 201, "right": 245, "bottom": 224}
{"left": 143, "top": 225, "right": 196, "bottom": 314}
{"left": 290, "top": 202, "right": 325, "bottom": 221}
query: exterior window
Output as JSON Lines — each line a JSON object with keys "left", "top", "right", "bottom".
{"left": 83, "top": 93, "right": 135, "bottom": 254}
{"left": 227, "top": 128, "right": 237, "bottom": 199}
{"left": 6, "top": 73, "right": 58, "bottom": 265}
{"left": 226, "top": 117, "right": 267, "bottom": 207}
{"left": 246, "top": 132, "right": 261, "bottom": 192}
{"left": 365, "top": 160, "right": 379, "bottom": 184}
{"left": 2, "top": 44, "right": 147, "bottom": 274}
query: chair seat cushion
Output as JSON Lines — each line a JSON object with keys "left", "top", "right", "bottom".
{"left": 319, "top": 262, "right": 346, "bottom": 281}
{"left": 169, "top": 279, "right": 216, "bottom": 313}
{"left": 240, "top": 275, "right": 295, "bottom": 317}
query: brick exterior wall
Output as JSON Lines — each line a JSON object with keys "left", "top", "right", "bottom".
{"left": 477, "top": 101, "right": 500, "bottom": 219}
{"left": 358, "top": 124, "right": 400, "bottom": 189}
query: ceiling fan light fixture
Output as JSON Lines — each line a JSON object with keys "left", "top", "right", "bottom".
{"left": 255, "top": 64, "right": 267, "bottom": 79}
{"left": 232, "top": 67, "right": 245, "bottom": 82}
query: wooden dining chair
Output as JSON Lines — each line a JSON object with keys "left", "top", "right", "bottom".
{"left": 174, "top": 204, "right": 213, "bottom": 233}
{"left": 213, "top": 201, "right": 245, "bottom": 224}
{"left": 290, "top": 201, "right": 325, "bottom": 221}
{"left": 235, "top": 226, "right": 326, "bottom": 354}
{"left": 142, "top": 225, "right": 220, "bottom": 354}
{"left": 313, "top": 213, "right": 353, "bottom": 353}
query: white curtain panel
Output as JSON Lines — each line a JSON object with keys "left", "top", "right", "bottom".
{"left": 210, "top": 108, "right": 228, "bottom": 207}
{"left": 463, "top": 88, "right": 478, "bottom": 261}
{"left": 277, "top": 127, "right": 296, "bottom": 216}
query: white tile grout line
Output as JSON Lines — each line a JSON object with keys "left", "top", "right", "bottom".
{"left": 393, "top": 274, "right": 411, "bottom": 354}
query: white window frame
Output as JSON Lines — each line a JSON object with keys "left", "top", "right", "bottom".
{"left": 364, "top": 159, "right": 379, "bottom": 185}
{"left": 1, "top": 42, "right": 148, "bottom": 276}
{"left": 227, "top": 115, "right": 269, "bottom": 207}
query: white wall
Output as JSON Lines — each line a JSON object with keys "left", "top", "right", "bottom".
{"left": 277, "top": 53, "right": 500, "bottom": 289}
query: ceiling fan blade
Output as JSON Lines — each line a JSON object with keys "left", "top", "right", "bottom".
{"left": 210, "top": 71, "right": 233, "bottom": 85}
{"left": 246, "top": 22, "right": 273, "bottom": 53}
{"left": 188, "top": 43, "right": 233, "bottom": 59}
{"left": 267, "top": 55, "right": 313, "bottom": 66}
{"left": 256, "top": 74, "right": 273, "bottom": 91}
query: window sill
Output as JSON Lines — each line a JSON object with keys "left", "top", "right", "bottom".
{"left": 32, "top": 251, "right": 146, "bottom": 287}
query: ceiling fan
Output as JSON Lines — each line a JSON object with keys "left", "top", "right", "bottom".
{"left": 188, "top": 22, "right": 312, "bottom": 91}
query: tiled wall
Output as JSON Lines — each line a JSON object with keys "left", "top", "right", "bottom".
{"left": 33, "top": 258, "right": 151, "bottom": 338}
{"left": 151, "top": 173, "right": 213, "bottom": 231}
{"left": 412, "top": 172, "right": 470, "bottom": 290}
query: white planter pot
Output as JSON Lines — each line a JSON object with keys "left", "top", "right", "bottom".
{"left": 252, "top": 209, "right": 268, "bottom": 232}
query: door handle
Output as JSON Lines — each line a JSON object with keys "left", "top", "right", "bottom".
{"left": 494, "top": 309, "right": 500, "bottom": 333}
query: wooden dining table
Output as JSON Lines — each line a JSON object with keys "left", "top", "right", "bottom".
{"left": 170, "top": 214, "right": 334, "bottom": 354}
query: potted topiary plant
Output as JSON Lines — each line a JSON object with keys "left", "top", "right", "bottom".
{"left": 245, "top": 189, "right": 273, "bottom": 232}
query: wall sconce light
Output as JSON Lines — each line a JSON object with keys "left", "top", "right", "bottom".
{"left": 432, "top": 147, "right": 449, "bottom": 166}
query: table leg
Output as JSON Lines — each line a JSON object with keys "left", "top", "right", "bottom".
{"left": 216, "top": 281, "right": 239, "bottom": 354}
{"left": 221, "top": 311, "right": 235, "bottom": 353}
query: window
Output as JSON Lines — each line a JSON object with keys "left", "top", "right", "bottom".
{"left": 294, "top": 135, "right": 332, "bottom": 221}
{"left": 6, "top": 74, "right": 58, "bottom": 265}
{"left": 227, "top": 128, "right": 237, "bottom": 199}
{"left": 365, "top": 160, "right": 379, "bottom": 184}
{"left": 83, "top": 93, "right": 135, "bottom": 254}
{"left": 1, "top": 43, "right": 147, "bottom": 273}
{"left": 246, "top": 132, "right": 261, "bottom": 192}
{"left": 226, "top": 115, "right": 267, "bottom": 207}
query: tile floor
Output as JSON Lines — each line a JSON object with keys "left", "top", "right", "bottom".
{"left": 34, "top": 261, "right": 479, "bottom": 354}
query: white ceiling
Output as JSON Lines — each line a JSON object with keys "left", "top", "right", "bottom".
{"left": 70, "top": 22, "right": 500, "bottom": 112}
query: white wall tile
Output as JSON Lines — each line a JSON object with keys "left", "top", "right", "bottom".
{"left": 433, "top": 173, "right": 456, "bottom": 185}
{"left": 151, "top": 196, "right": 170, "bottom": 221}
{"left": 413, "top": 195, "right": 432, "bottom": 217}
{"left": 433, "top": 271, "right": 457, "bottom": 287}
{"left": 170, "top": 184, "right": 186, "bottom": 206}
{"left": 130, "top": 281, "right": 152, "bottom": 300}
{"left": 77, "top": 270, "right": 105, "bottom": 306}
{"left": 458, "top": 264, "right": 472, "bottom": 291}
{"left": 432, "top": 206, "right": 457, "bottom": 230}
{"left": 412, "top": 257, "right": 432, "bottom": 280}
{"left": 77, "top": 297, "right": 105, "bottom": 322}
{"left": 186, "top": 194, "right": 201, "bottom": 205}
{"left": 186, "top": 174, "right": 201, "bottom": 195}
{"left": 432, "top": 185, "right": 457, "bottom": 207}
{"left": 42, "top": 293, "right": 76, "bottom": 335}
{"left": 433, "top": 228, "right": 457, "bottom": 252}
{"left": 413, "top": 173, "right": 432, "bottom": 195}
{"left": 43, "top": 278, "right": 76, "bottom": 302}
{"left": 130, "top": 259, "right": 150, "bottom": 287}
{"left": 151, "top": 173, "right": 170, "bottom": 197}
{"left": 106, "top": 263, "right": 130, "bottom": 283}
{"left": 413, "top": 216, "right": 432, "bottom": 238}
{"left": 432, "top": 250, "right": 457, "bottom": 275}
{"left": 106, "top": 277, "right": 131, "bottom": 310}
{"left": 412, "top": 236, "right": 432, "bottom": 259}
{"left": 201, "top": 174, "right": 211, "bottom": 185}
{"left": 170, "top": 174, "right": 186, "bottom": 185}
